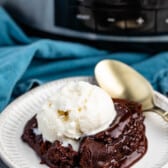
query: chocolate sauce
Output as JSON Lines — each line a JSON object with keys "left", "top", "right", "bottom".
{"left": 21, "top": 99, "right": 147, "bottom": 168}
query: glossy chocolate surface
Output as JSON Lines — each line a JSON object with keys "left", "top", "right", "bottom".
{"left": 22, "top": 99, "right": 147, "bottom": 168}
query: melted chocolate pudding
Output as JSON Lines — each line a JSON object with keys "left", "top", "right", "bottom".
{"left": 22, "top": 99, "right": 147, "bottom": 168}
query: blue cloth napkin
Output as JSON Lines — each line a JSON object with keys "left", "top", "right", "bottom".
{"left": 0, "top": 7, "right": 168, "bottom": 113}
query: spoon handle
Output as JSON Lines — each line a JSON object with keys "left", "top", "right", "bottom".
{"left": 152, "top": 107, "right": 168, "bottom": 122}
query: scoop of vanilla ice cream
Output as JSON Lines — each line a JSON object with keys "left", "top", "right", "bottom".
{"left": 36, "top": 81, "right": 116, "bottom": 144}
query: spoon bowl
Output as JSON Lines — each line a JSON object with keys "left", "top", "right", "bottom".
{"left": 95, "top": 59, "right": 168, "bottom": 121}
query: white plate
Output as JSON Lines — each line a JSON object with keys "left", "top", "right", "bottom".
{"left": 0, "top": 76, "right": 168, "bottom": 168}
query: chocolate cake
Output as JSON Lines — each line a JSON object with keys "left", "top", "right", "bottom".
{"left": 21, "top": 99, "right": 147, "bottom": 168}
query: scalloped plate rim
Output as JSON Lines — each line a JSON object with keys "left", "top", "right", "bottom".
{"left": 0, "top": 76, "right": 168, "bottom": 168}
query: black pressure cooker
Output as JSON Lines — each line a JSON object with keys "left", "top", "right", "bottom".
{"left": 2, "top": 0, "right": 168, "bottom": 51}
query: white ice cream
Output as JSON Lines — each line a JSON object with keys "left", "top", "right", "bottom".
{"left": 36, "top": 81, "right": 116, "bottom": 150}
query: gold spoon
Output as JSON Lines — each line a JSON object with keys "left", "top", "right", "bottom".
{"left": 94, "top": 59, "right": 168, "bottom": 122}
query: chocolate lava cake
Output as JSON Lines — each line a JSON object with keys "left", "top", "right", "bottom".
{"left": 22, "top": 99, "right": 147, "bottom": 168}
